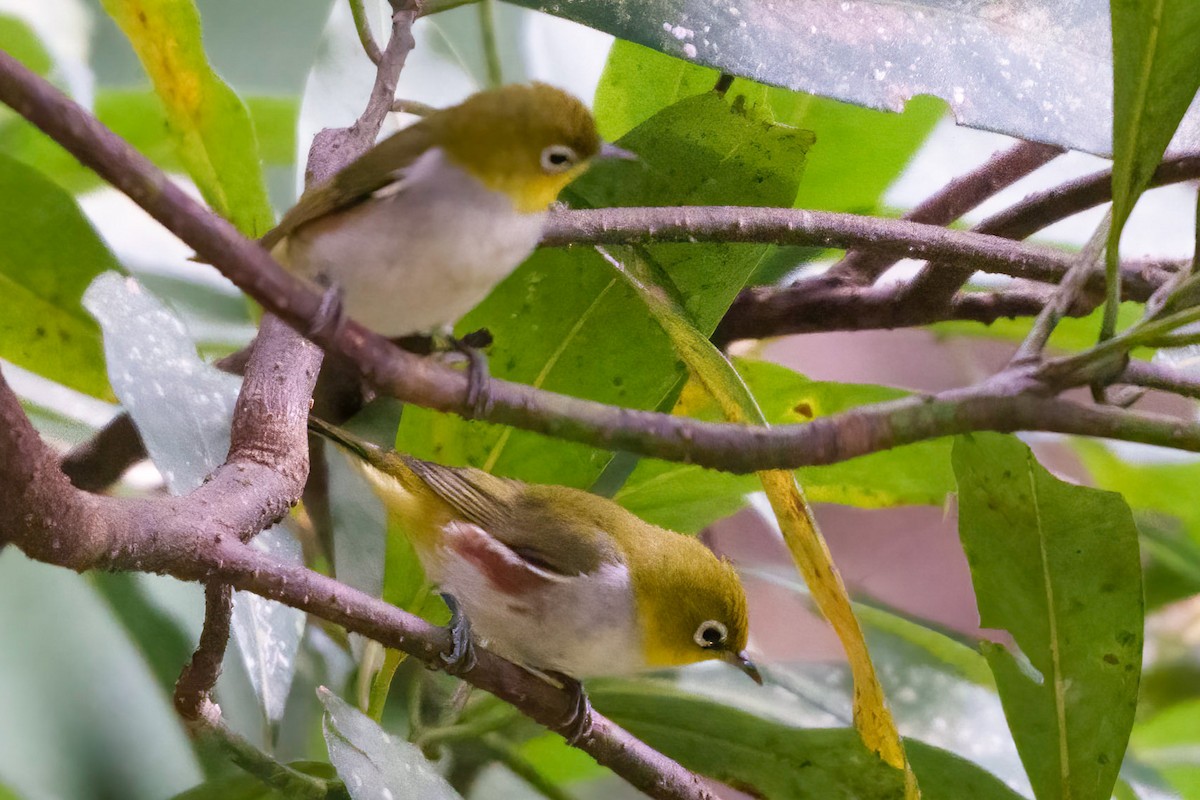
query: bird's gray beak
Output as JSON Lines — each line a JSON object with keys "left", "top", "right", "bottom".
{"left": 598, "top": 141, "right": 638, "bottom": 161}
{"left": 723, "top": 650, "right": 763, "bottom": 685}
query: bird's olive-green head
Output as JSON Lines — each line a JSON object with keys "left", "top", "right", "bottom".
{"left": 428, "top": 83, "right": 605, "bottom": 213}
{"left": 515, "top": 485, "right": 758, "bottom": 682}
{"left": 625, "top": 528, "right": 756, "bottom": 681}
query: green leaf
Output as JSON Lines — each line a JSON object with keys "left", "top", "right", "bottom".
{"left": 953, "top": 433, "right": 1143, "bottom": 800}
{"left": 0, "top": 14, "right": 52, "bottom": 77}
{"left": 1074, "top": 442, "right": 1200, "bottom": 610}
{"left": 515, "top": 733, "right": 607, "bottom": 787}
{"left": 615, "top": 359, "right": 954, "bottom": 532}
{"left": 590, "top": 683, "right": 1023, "bottom": 799}
{"left": 1107, "top": 0, "right": 1200, "bottom": 334}
{"left": 320, "top": 688, "right": 463, "bottom": 800}
{"left": 100, "top": 0, "right": 274, "bottom": 236}
{"left": 1076, "top": 441, "right": 1200, "bottom": 542}
{"left": 0, "top": 91, "right": 296, "bottom": 196}
{"left": 0, "top": 553, "right": 202, "bottom": 799}
{"left": 512, "top": 0, "right": 1190, "bottom": 156}
{"left": 396, "top": 91, "right": 809, "bottom": 488}
{"left": 1131, "top": 698, "right": 1200, "bottom": 798}
{"left": 595, "top": 39, "right": 942, "bottom": 215}
{"left": 0, "top": 154, "right": 116, "bottom": 398}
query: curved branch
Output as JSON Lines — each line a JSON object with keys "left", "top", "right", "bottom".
{"left": 0, "top": 368, "right": 715, "bottom": 800}
{"left": 4, "top": 50, "right": 1200, "bottom": 475}
{"left": 827, "top": 140, "right": 1065, "bottom": 285}
{"left": 899, "top": 154, "right": 1200, "bottom": 304}
{"left": 0, "top": 42, "right": 720, "bottom": 800}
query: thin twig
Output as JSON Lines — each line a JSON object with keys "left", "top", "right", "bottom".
{"left": 174, "top": 584, "right": 234, "bottom": 719}
{"left": 828, "top": 140, "right": 1065, "bottom": 286}
{"left": 901, "top": 154, "right": 1200, "bottom": 307}
{"left": 1011, "top": 212, "right": 1111, "bottom": 364}
{"left": 1120, "top": 360, "right": 1200, "bottom": 399}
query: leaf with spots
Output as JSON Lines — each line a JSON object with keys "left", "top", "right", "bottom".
{"left": 953, "top": 434, "right": 1143, "bottom": 800}
{"left": 0, "top": 154, "right": 116, "bottom": 398}
{"left": 320, "top": 688, "right": 463, "bottom": 800}
{"left": 100, "top": 0, "right": 273, "bottom": 236}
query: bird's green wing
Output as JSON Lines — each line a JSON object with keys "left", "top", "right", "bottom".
{"left": 261, "top": 119, "right": 438, "bottom": 250}
{"left": 404, "top": 458, "right": 612, "bottom": 577}
{"left": 401, "top": 456, "right": 521, "bottom": 531}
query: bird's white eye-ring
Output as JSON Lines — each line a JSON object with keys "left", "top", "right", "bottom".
{"left": 540, "top": 144, "right": 578, "bottom": 174}
{"left": 694, "top": 620, "right": 728, "bottom": 649}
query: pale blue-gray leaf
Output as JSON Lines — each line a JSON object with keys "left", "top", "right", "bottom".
{"left": 320, "top": 688, "right": 463, "bottom": 800}
{"left": 509, "top": 0, "right": 1200, "bottom": 157}
{"left": 85, "top": 272, "right": 305, "bottom": 725}
{"left": 230, "top": 526, "right": 307, "bottom": 723}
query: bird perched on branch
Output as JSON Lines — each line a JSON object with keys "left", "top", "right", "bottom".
{"left": 308, "top": 417, "right": 760, "bottom": 742}
{"left": 263, "top": 83, "right": 632, "bottom": 411}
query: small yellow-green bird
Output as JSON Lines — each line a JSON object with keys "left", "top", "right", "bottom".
{"left": 309, "top": 418, "right": 759, "bottom": 739}
{"left": 263, "top": 83, "right": 630, "bottom": 340}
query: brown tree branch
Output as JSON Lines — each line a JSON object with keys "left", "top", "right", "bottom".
{"left": 0, "top": 24, "right": 723, "bottom": 800}
{"left": 60, "top": 411, "right": 146, "bottom": 491}
{"left": 827, "top": 140, "right": 1065, "bottom": 285}
{"left": 898, "top": 154, "right": 1200, "bottom": 306}
{"left": 174, "top": 584, "right": 234, "bottom": 720}
{"left": 4, "top": 49, "right": 1200, "bottom": 474}
{"left": 718, "top": 156, "right": 1200, "bottom": 346}
{"left": 542, "top": 206, "right": 1093, "bottom": 290}
{"left": 0, "top": 367, "right": 716, "bottom": 800}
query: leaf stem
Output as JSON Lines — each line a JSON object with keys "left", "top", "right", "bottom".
{"left": 478, "top": 0, "right": 503, "bottom": 88}
{"left": 367, "top": 648, "right": 408, "bottom": 721}
{"left": 348, "top": 0, "right": 383, "bottom": 65}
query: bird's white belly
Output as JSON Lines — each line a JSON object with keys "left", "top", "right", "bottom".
{"left": 434, "top": 545, "right": 646, "bottom": 678}
{"left": 287, "top": 149, "right": 545, "bottom": 337}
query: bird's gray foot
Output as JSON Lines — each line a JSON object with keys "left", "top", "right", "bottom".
{"left": 438, "top": 592, "right": 477, "bottom": 675}
{"left": 307, "top": 277, "right": 345, "bottom": 342}
{"left": 547, "top": 671, "right": 592, "bottom": 745}
{"left": 448, "top": 330, "right": 493, "bottom": 419}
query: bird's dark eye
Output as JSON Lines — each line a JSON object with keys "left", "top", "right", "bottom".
{"left": 541, "top": 145, "right": 578, "bottom": 173}
{"left": 694, "top": 620, "right": 728, "bottom": 648}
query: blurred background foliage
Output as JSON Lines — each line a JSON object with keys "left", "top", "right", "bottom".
{"left": 1, "top": 1, "right": 1200, "bottom": 799}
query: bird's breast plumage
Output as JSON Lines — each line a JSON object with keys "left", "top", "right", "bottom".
{"left": 283, "top": 147, "right": 545, "bottom": 337}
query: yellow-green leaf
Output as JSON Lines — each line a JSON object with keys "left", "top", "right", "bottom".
{"left": 101, "top": 0, "right": 273, "bottom": 236}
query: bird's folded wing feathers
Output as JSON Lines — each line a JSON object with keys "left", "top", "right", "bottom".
{"left": 405, "top": 458, "right": 612, "bottom": 578}
{"left": 260, "top": 120, "right": 438, "bottom": 250}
